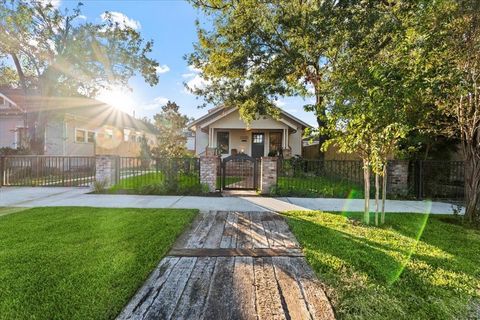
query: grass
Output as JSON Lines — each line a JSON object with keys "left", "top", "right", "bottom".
{"left": 109, "top": 172, "right": 201, "bottom": 193}
{"left": 283, "top": 211, "right": 480, "bottom": 320}
{"left": 0, "top": 207, "right": 197, "bottom": 320}
{"left": 274, "top": 176, "right": 364, "bottom": 198}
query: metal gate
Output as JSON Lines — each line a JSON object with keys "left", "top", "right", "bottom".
{"left": 0, "top": 155, "right": 95, "bottom": 187}
{"left": 221, "top": 153, "right": 259, "bottom": 190}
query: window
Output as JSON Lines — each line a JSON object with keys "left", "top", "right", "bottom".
{"left": 123, "top": 128, "right": 130, "bottom": 141}
{"left": 105, "top": 129, "right": 113, "bottom": 139}
{"left": 75, "top": 129, "right": 86, "bottom": 143}
{"left": 253, "top": 133, "right": 263, "bottom": 144}
{"left": 269, "top": 132, "right": 282, "bottom": 153}
{"left": 217, "top": 132, "right": 229, "bottom": 154}
{"left": 87, "top": 131, "right": 96, "bottom": 143}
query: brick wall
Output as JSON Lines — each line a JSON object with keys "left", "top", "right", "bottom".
{"left": 200, "top": 156, "right": 219, "bottom": 192}
{"left": 95, "top": 155, "right": 119, "bottom": 187}
{"left": 260, "top": 157, "right": 277, "bottom": 194}
{"left": 387, "top": 160, "right": 409, "bottom": 196}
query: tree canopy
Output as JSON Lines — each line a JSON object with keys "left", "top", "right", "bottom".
{"left": 0, "top": 0, "right": 159, "bottom": 96}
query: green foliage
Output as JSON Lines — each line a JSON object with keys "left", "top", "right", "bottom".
{"left": 152, "top": 101, "right": 190, "bottom": 157}
{"left": 0, "top": 207, "right": 197, "bottom": 319}
{"left": 272, "top": 177, "right": 364, "bottom": 198}
{"left": 92, "top": 179, "right": 108, "bottom": 194}
{"left": 0, "top": 1, "right": 159, "bottom": 95}
{"left": 284, "top": 210, "right": 480, "bottom": 319}
{"left": 187, "top": 0, "right": 347, "bottom": 125}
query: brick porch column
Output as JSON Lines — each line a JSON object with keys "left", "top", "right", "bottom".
{"left": 260, "top": 157, "right": 277, "bottom": 194}
{"left": 95, "top": 155, "right": 119, "bottom": 187}
{"left": 200, "top": 155, "right": 220, "bottom": 192}
{"left": 387, "top": 160, "right": 409, "bottom": 196}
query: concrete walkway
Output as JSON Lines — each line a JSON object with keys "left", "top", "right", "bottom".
{"left": 0, "top": 187, "right": 461, "bottom": 214}
{"left": 117, "top": 211, "right": 335, "bottom": 320}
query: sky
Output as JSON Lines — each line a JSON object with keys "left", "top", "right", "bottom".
{"left": 56, "top": 0, "right": 317, "bottom": 126}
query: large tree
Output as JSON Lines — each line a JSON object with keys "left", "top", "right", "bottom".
{"left": 0, "top": 0, "right": 159, "bottom": 96}
{"left": 187, "top": 0, "right": 352, "bottom": 153}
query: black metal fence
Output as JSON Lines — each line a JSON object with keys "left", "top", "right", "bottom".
{"left": 275, "top": 159, "right": 365, "bottom": 198}
{"left": 409, "top": 160, "right": 465, "bottom": 200}
{"left": 117, "top": 157, "right": 201, "bottom": 194}
{"left": 0, "top": 155, "right": 95, "bottom": 187}
{"left": 276, "top": 158, "right": 466, "bottom": 200}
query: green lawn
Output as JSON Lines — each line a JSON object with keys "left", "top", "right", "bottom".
{"left": 283, "top": 211, "right": 480, "bottom": 319}
{"left": 109, "top": 172, "right": 201, "bottom": 193}
{"left": 0, "top": 207, "right": 197, "bottom": 320}
{"left": 274, "top": 176, "right": 364, "bottom": 198}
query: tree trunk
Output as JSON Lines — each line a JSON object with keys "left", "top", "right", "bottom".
{"left": 363, "top": 159, "right": 370, "bottom": 224}
{"left": 381, "top": 164, "right": 387, "bottom": 224}
{"left": 375, "top": 172, "right": 379, "bottom": 226}
{"left": 10, "top": 53, "right": 27, "bottom": 92}
{"left": 464, "top": 144, "right": 480, "bottom": 223}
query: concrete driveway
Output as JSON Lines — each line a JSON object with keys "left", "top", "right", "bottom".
{"left": 0, "top": 187, "right": 461, "bottom": 214}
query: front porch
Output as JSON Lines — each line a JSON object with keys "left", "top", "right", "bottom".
{"left": 207, "top": 128, "right": 289, "bottom": 158}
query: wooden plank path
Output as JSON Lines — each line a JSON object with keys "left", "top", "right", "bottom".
{"left": 117, "top": 211, "right": 335, "bottom": 320}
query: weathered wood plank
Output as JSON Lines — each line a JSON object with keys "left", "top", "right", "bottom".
{"left": 172, "top": 212, "right": 208, "bottom": 249}
{"left": 272, "top": 215, "right": 300, "bottom": 248}
{"left": 143, "top": 257, "right": 197, "bottom": 320}
{"left": 170, "top": 257, "right": 216, "bottom": 320}
{"left": 254, "top": 257, "right": 287, "bottom": 320}
{"left": 117, "top": 257, "right": 180, "bottom": 320}
{"left": 236, "top": 211, "right": 253, "bottom": 249}
{"left": 290, "top": 257, "right": 335, "bottom": 320}
{"left": 262, "top": 214, "right": 285, "bottom": 248}
{"left": 272, "top": 257, "right": 313, "bottom": 320}
{"left": 232, "top": 256, "right": 257, "bottom": 320}
{"left": 250, "top": 211, "right": 269, "bottom": 248}
{"left": 203, "top": 211, "right": 228, "bottom": 248}
{"left": 203, "top": 257, "right": 236, "bottom": 319}
{"left": 220, "top": 211, "right": 238, "bottom": 248}
{"left": 169, "top": 248, "right": 304, "bottom": 257}
{"left": 185, "top": 211, "right": 216, "bottom": 248}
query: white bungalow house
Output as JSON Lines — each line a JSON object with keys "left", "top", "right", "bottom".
{"left": 188, "top": 106, "right": 311, "bottom": 158}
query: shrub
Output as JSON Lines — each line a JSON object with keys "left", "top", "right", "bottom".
{"left": 92, "top": 180, "right": 108, "bottom": 193}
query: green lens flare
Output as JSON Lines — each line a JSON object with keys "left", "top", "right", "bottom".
{"left": 388, "top": 200, "right": 432, "bottom": 285}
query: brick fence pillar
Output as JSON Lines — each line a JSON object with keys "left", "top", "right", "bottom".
{"left": 200, "top": 156, "right": 219, "bottom": 192}
{"left": 95, "top": 155, "right": 119, "bottom": 187}
{"left": 260, "top": 157, "right": 277, "bottom": 194}
{"left": 387, "top": 160, "right": 409, "bottom": 196}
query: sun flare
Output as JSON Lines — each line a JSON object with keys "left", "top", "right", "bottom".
{"left": 96, "top": 87, "right": 135, "bottom": 115}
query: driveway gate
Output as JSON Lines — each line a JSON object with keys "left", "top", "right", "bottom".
{"left": 221, "top": 153, "right": 259, "bottom": 190}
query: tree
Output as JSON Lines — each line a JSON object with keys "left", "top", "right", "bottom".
{"left": 139, "top": 134, "right": 152, "bottom": 169}
{"left": 187, "top": 0, "right": 353, "bottom": 154}
{"left": 0, "top": 0, "right": 159, "bottom": 95}
{"left": 152, "top": 101, "right": 189, "bottom": 158}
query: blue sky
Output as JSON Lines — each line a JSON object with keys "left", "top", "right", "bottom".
{"left": 58, "top": 0, "right": 317, "bottom": 126}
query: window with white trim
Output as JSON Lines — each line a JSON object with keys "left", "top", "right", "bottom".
{"left": 75, "top": 129, "right": 86, "bottom": 143}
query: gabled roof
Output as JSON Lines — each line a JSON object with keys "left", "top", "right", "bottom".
{"left": 0, "top": 88, "right": 156, "bottom": 134}
{"left": 188, "top": 105, "right": 312, "bottom": 130}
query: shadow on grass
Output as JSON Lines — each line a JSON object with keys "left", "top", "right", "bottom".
{"left": 283, "top": 211, "right": 480, "bottom": 319}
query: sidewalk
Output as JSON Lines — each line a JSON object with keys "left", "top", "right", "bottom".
{"left": 0, "top": 187, "right": 461, "bottom": 214}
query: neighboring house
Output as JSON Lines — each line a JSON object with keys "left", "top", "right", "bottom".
{"left": 188, "top": 106, "right": 311, "bottom": 158}
{"left": 0, "top": 92, "right": 28, "bottom": 150}
{"left": 0, "top": 88, "right": 156, "bottom": 156}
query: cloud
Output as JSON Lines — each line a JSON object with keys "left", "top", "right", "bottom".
{"left": 39, "top": 0, "right": 61, "bottom": 8}
{"left": 141, "top": 96, "right": 169, "bottom": 111}
{"left": 77, "top": 15, "right": 87, "bottom": 20}
{"left": 155, "top": 65, "right": 170, "bottom": 74}
{"left": 183, "top": 65, "right": 209, "bottom": 94}
{"left": 274, "top": 100, "right": 286, "bottom": 107}
{"left": 100, "top": 11, "right": 141, "bottom": 30}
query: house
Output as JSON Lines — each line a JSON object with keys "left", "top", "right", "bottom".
{"left": 0, "top": 88, "right": 156, "bottom": 156}
{"left": 188, "top": 106, "right": 311, "bottom": 158}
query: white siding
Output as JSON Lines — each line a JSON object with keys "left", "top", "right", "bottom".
{"left": 0, "top": 115, "right": 24, "bottom": 149}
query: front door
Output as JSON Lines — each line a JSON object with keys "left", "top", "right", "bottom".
{"left": 251, "top": 133, "right": 264, "bottom": 158}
